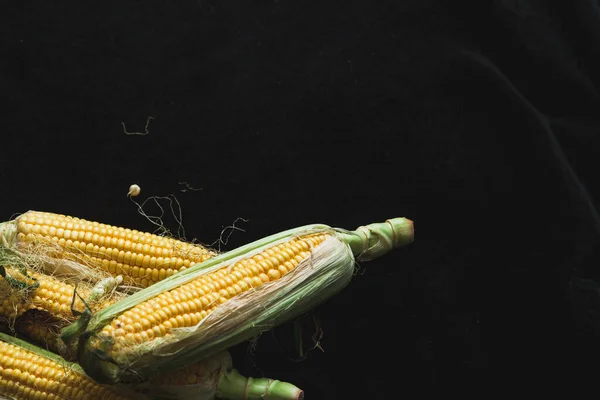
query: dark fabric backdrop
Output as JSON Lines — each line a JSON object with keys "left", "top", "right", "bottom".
{"left": 2, "top": 0, "right": 600, "bottom": 397}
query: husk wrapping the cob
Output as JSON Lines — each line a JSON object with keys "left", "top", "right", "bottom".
{"left": 67, "top": 217, "right": 413, "bottom": 383}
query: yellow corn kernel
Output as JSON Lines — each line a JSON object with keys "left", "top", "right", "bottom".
{"left": 5, "top": 211, "right": 217, "bottom": 288}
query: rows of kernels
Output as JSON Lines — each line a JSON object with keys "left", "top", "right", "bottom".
{"left": 101, "top": 234, "right": 328, "bottom": 351}
{"left": 0, "top": 340, "right": 129, "bottom": 400}
{"left": 0, "top": 268, "right": 120, "bottom": 325}
{"left": 0, "top": 269, "right": 90, "bottom": 322}
{"left": 29, "top": 272, "right": 93, "bottom": 318}
{"left": 0, "top": 290, "right": 27, "bottom": 322}
{"left": 15, "top": 211, "right": 216, "bottom": 287}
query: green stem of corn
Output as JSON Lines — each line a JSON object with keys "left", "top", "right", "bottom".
{"left": 217, "top": 369, "right": 304, "bottom": 400}
{"left": 338, "top": 217, "right": 414, "bottom": 260}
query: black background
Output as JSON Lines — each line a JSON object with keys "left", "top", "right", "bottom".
{"left": 3, "top": 1, "right": 600, "bottom": 398}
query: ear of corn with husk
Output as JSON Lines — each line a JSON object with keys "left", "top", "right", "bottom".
{"left": 0, "top": 267, "right": 123, "bottom": 325}
{"left": 0, "top": 262, "right": 125, "bottom": 361}
{"left": 67, "top": 217, "right": 413, "bottom": 384}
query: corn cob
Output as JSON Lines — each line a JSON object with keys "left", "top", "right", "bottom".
{"left": 0, "top": 264, "right": 124, "bottom": 362}
{"left": 71, "top": 217, "right": 413, "bottom": 383}
{"left": 0, "top": 265, "right": 123, "bottom": 325}
{"left": 0, "top": 210, "right": 217, "bottom": 288}
{"left": 0, "top": 332, "right": 141, "bottom": 400}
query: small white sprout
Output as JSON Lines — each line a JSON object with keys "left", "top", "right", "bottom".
{"left": 128, "top": 184, "right": 141, "bottom": 197}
